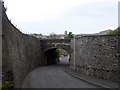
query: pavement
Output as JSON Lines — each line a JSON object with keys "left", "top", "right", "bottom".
{"left": 64, "top": 66, "right": 119, "bottom": 90}
{"left": 22, "top": 64, "right": 101, "bottom": 88}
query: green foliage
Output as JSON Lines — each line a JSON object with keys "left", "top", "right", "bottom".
{"left": 107, "top": 27, "right": 120, "bottom": 35}
{"left": 1, "top": 81, "right": 13, "bottom": 88}
{"left": 65, "top": 32, "right": 74, "bottom": 39}
{"left": 55, "top": 48, "right": 61, "bottom": 58}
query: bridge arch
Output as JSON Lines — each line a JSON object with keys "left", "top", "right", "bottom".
{"left": 44, "top": 46, "right": 71, "bottom": 54}
{"left": 44, "top": 47, "right": 70, "bottom": 65}
{"left": 40, "top": 39, "right": 71, "bottom": 65}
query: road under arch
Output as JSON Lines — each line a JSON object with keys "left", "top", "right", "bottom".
{"left": 44, "top": 48, "right": 58, "bottom": 65}
{"left": 44, "top": 48, "right": 70, "bottom": 65}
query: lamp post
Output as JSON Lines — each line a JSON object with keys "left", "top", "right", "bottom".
{"left": 73, "top": 34, "right": 76, "bottom": 70}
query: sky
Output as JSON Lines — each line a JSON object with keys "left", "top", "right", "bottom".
{"left": 3, "top": 0, "right": 119, "bottom": 35}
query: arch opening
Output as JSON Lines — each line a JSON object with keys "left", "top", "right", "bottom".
{"left": 44, "top": 48, "right": 70, "bottom": 65}
{"left": 44, "top": 48, "right": 57, "bottom": 65}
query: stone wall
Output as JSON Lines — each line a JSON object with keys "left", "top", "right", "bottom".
{"left": 70, "top": 35, "right": 120, "bottom": 82}
{"left": 0, "top": 1, "right": 2, "bottom": 84}
{"left": 2, "top": 3, "right": 43, "bottom": 87}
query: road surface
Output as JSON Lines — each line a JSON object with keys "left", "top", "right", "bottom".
{"left": 23, "top": 56, "right": 100, "bottom": 88}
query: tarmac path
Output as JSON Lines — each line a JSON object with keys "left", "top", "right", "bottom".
{"left": 22, "top": 57, "right": 100, "bottom": 88}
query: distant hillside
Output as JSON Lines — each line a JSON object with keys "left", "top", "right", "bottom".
{"left": 107, "top": 27, "right": 120, "bottom": 35}
{"left": 94, "top": 29, "right": 112, "bottom": 35}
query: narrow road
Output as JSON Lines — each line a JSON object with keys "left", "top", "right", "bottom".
{"left": 23, "top": 57, "right": 100, "bottom": 88}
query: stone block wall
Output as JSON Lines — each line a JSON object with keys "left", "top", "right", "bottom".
{"left": 70, "top": 35, "right": 120, "bottom": 82}
{"left": 2, "top": 3, "right": 43, "bottom": 87}
{"left": 0, "top": 1, "right": 2, "bottom": 84}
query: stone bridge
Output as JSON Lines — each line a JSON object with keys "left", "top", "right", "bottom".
{"left": 41, "top": 39, "right": 71, "bottom": 53}
{"left": 40, "top": 39, "right": 71, "bottom": 65}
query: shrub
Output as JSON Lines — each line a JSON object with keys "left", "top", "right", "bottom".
{"left": 107, "top": 27, "right": 120, "bottom": 35}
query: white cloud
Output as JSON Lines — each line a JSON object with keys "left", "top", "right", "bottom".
{"left": 3, "top": 0, "right": 118, "bottom": 34}
{"left": 4, "top": 0, "right": 110, "bottom": 23}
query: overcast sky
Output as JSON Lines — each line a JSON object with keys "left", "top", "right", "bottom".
{"left": 3, "top": 0, "right": 119, "bottom": 35}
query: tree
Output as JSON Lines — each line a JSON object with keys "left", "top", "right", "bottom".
{"left": 107, "top": 27, "right": 120, "bottom": 35}
{"left": 65, "top": 32, "right": 74, "bottom": 39}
